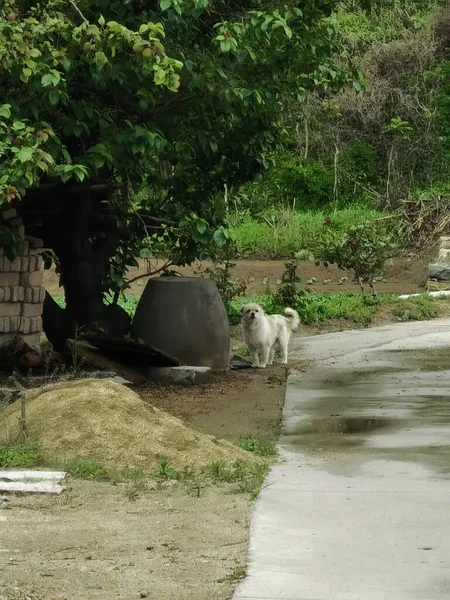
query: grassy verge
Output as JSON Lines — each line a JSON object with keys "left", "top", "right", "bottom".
{"left": 53, "top": 291, "right": 445, "bottom": 331}
{"left": 232, "top": 206, "right": 381, "bottom": 258}
{"left": 228, "top": 292, "right": 440, "bottom": 327}
{"left": 0, "top": 440, "right": 271, "bottom": 501}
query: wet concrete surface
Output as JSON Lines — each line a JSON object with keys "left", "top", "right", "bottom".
{"left": 234, "top": 320, "right": 450, "bottom": 600}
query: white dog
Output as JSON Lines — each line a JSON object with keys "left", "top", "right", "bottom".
{"left": 240, "top": 303, "right": 300, "bottom": 368}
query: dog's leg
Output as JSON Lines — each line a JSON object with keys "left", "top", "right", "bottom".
{"left": 259, "top": 345, "right": 270, "bottom": 368}
{"left": 267, "top": 345, "right": 276, "bottom": 366}
{"left": 279, "top": 333, "right": 289, "bottom": 364}
{"left": 250, "top": 349, "right": 260, "bottom": 368}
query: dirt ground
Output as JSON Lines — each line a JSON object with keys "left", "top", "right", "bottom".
{"left": 2, "top": 255, "right": 427, "bottom": 600}
{"left": 0, "top": 480, "right": 250, "bottom": 600}
{"left": 43, "top": 255, "right": 428, "bottom": 298}
{"left": 0, "top": 368, "right": 291, "bottom": 600}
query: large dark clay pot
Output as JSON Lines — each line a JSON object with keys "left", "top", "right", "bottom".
{"left": 131, "top": 277, "right": 230, "bottom": 370}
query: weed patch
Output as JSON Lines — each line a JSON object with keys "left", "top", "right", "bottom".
{"left": 208, "top": 459, "right": 269, "bottom": 499}
{"left": 154, "top": 458, "right": 180, "bottom": 480}
{"left": 233, "top": 207, "right": 381, "bottom": 258}
{"left": 65, "top": 458, "right": 112, "bottom": 481}
{"left": 239, "top": 437, "right": 277, "bottom": 457}
{"left": 0, "top": 442, "right": 43, "bottom": 468}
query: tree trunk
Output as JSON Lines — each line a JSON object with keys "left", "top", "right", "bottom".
{"left": 40, "top": 188, "right": 131, "bottom": 345}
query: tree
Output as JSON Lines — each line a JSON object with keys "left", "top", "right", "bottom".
{"left": 0, "top": 0, "right": 360, "bottom": 342}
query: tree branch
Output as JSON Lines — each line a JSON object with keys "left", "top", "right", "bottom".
{"left": 68, "top": 0, "right": 88, "bottom": 24}
{"left": 127, "top": 260, "right": 174, "bottom": 285}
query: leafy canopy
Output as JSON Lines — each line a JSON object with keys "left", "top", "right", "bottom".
{"left": 0, "top": 0, "right": 361, "bottom": 210}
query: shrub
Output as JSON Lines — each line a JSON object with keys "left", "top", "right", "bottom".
{"left": 318, "top": 219, "right": 402, "bottom": 294}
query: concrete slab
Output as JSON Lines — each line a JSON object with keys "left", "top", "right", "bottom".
{"left": 235, "top": 319, "right": 450, "bottom": 600}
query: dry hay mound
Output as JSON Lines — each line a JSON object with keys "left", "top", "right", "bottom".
{"left": 0, "top": 379, "right": 261, "bottom": 470}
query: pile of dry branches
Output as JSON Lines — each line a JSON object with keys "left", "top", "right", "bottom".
{"left": 398, "top": 196, "right": 450, "bottom": 252}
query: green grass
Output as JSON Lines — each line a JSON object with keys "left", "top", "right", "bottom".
{"left": 54, "top": 290, "right": 444, "bottom": 329}
{"left": 53, "top": 294, "right": 138, "bottom": 317}
{"left": 392, "top": 295, "right": 438, "bottom": 322}
{"left": 227, "top": 292, "right": 446, "bottom": 327}
{"left": 232, "top": 207, "right": 381, "bottom": 258}
{"left": 239, "top": 436, "right": 277, "bottom": 457}
{"left": 65, "top": 458, "right": 113, "bottom": 481}
{"left": 228, "top": 292, "right": 398, "bottom": 326}
{"left": 153, "top": 458, "right": 180, "bottom": 480}
{"left": 208, "top": 459, "right": 269, "bottom": 500}
{"left": 0, "top": 442, "right": 43, "bottom": 468}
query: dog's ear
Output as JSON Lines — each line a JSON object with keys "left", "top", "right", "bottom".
{"left": 240, "top": 305, "right": 246, "bottom": 315}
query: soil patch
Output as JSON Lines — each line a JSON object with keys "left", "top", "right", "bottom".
{"left": 137, "top": 366, "right": 293, "bottom": 445}
{"left": 0, "top": 379, "right": 265, "bottom": 470}
{"left": 0, "top": 478, "right": 250, "bottom": 600}
{"left": 43, "top": 256, "right": 428, "bottom": 298}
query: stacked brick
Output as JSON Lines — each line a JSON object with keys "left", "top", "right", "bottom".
{"left": 0, "top": 207, "right": 44, "bottom": 348}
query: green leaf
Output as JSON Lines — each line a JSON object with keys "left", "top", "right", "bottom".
{"left": 41, "top": 72, "right": 60, "bottom": 87}
{"left": 17, "top": 148, "right": 33, "bottom": 163}
{"left": 160, "top": 0, "right": 172, "bottom": 10}
{"left": 49, "top": 90, "right": 59, "bottom": 106}
{"left": 98, "top": 15, "right": 105, "bottom": 26}
{"left": 196, "top": 220, "right": 207, "bottom": 234}
{"left": 213, "top": 229, "right": 227, "bottom": 246}
{"left": 154, "top": 68, "right": 166, "bottom": 85}
{"left": 0, "top": 104, "right": 11, "bottom": 119}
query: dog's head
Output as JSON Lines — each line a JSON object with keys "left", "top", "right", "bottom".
{"left": 240, "top": 303, "right": 265, "bottom": 326}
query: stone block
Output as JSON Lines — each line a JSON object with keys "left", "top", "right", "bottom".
{"left": 21, "top": 302, "right": 43, "bottom": 318}
{"left": 9, "top": 217, "right": 22, "bottom": 227}
{"left": 0, "top": 272, "right": 19, "bottom": 286}
{"left": 32, "top": 286, "right": 41, "bottom": 303}
{"left": 21, "top": 317, "right": 30, "bottom": 334}
{"left": 9, "top": 316, "right": 20, "bottom": 332}
{"left": 39, "top": 286, "right": 45, "bottom": 303}
{"left": 12, "top": 225, "right": 25, "bottom": 240}
{"left": 20, "top": 257, "right": 29, "bottom": 272}
{"left": 35, "top": 256, "right": 43, "bottom": 271}
{"left": 20, "top": 271, "right": 43, "bottom": 287}
{"left": 0, "top": 303, "right": 21, "bottom": 318}
{"left": 10, "top": 286, "right": 24, "bottom": 302}
{"left": 147, "top": 366, "right": 213, "bottom": 385}
{"left": 25, "top": 236, "right": 44, "bottom": 249}
{"left": 0, "top": 257, "right": 10, "bottom": 273}
{"left": 19, "top": 240, "right": 29, "bottom": 256}
{"left": 30, "top": 316, "right": 43, "bottom": 333}
{"left": 1, "top": 208, "right": 17, "bottom": 221}
{"left": 24, "top": 287, "right": 32, "bottom": 303}
{"left": 0, "top": 317, "right": 8, "bottom": 333}
{"left": 428, "top": 264, "right": 450, "bottom": 281}
{"left": 28, "top": 256, "right": 35, "bottom": 272}
{"left": 427, "top": 279, "right": 450, "bottom": 292}
{"left": 1, "top": 287, "right": 10, "bottom": 302}
{"left": 9, "top": 257, "right": 21, "bottom": 272}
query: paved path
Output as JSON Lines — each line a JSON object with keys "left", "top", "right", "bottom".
{"left": 234, "top": 320, "right": 450, "bottom": 600}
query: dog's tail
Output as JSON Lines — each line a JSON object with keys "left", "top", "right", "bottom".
{"left": 284, "top": 307, "right": 300, "bottom": 331}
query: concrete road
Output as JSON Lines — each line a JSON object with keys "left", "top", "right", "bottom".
{"left": 234, "top": 320, "right": 450, "bottom": 600}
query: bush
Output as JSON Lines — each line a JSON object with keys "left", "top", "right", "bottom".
{"left": 318, "top": 219, "right": 402, "bottom": 294}
{"left": 237, "top": 153, "right": 335, "bottom": 214}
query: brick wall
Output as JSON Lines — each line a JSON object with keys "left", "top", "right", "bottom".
{"left": 0, "top": 208, "right": 44, "bottom": 348}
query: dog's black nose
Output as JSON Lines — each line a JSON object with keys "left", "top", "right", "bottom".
{"left": 250, "top": 313, "right": 255, "bottom": 319}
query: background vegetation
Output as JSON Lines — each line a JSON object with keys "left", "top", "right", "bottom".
{"left": 228, "top": 0, "right": 450, "bottom": 258}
